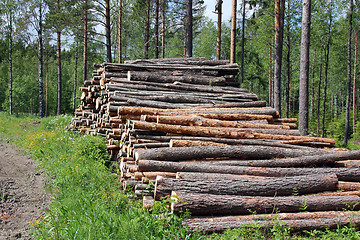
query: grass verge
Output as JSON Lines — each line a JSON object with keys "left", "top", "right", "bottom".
{"left": 1, "top": 112, "right": 360, "bottom": 239}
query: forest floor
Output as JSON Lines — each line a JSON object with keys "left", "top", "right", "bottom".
{"left": 0, "top": 139, "right": 51, "bottom": 240}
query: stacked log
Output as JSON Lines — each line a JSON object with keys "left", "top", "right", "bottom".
{"left": 70, "top": 57, "right": 360, "bottom": 233}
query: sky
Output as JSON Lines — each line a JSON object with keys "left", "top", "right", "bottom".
{"left": 203, "top": 0, "right": 233, "bottom": 23}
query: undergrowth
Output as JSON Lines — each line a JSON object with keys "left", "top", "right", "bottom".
{"left": 1, "top": 112, "right": 360, "bottom": 239}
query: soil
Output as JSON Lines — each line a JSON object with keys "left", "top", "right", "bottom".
{"left": 0, "top": 139, "right": 51, "bottom": 240}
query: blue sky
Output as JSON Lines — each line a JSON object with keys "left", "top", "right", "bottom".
{"left": 203, "top": 0, "right": 233, "bottom": 23}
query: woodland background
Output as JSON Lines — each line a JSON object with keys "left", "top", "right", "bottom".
{"left": 0, "top": 0, "right": 359, "bottom": 147}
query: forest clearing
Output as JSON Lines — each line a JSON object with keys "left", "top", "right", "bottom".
{"left": 1, "top": 0, "right": 360, "bottom": 239}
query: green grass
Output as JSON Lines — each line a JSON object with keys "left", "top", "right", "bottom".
{"left": 1, "top": 112, "right": 360, "bottom": 239}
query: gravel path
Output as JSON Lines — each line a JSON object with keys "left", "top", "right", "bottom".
{"left": 0, "top": 139, "right": 51, "bottom": 239}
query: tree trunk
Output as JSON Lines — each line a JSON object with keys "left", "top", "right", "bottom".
{"left": 132, "top": 121, "right": 335, "bottom": 145}
{"left": 143, "top": 115, "right": 289, "bottom": 129}
{"left": 317, "top": 47, "right": 323, "bottom": 136}
{"left": 134, "top": 145, "right": 328, "bottom": 162}
{"left": 344, "top": 0, "right": 353, "bottom": 146}
{"left": 285, "top": 0, "right": 291, "bottom": 118}
{"left": 216, "top": 0, "right": 222, "bottom": 60}
{"left": 161, "top": 0, "right": 166, "bottom": 58}
{"left": 298, "top": 0, "right": 312, "bottom": 135}
{"left": 56, "top": 30, "right": 62, "bottom": 115}
{"left": 310, "top": 49, "right": 316, "bottom": 121}
{"left": 38, "top": 1, "right": 44, "bottom": 118}
{"left": 155, "top": 0, "right": 160, "bottom": 58}
{"left": 9, "top": 10, "right": 13, "bottom": 115}
{"left": 144, "top": 0, "right": 150, "bottom": 59}
{"left": 184, "top": 212, "right": 360, "bottom": 233}
{"left": 171, "top": 191, "right": 360, "bottom": 215}
{"left": 185, "top": 0, "right": 193, "bottom": 57}
{"left": 240, "top": 0, "right": 246, "bottom": 86}
{"left": 105, "top": 0, "right": 112, "bottom": 62}
{"left": 322, "top": 13, "right": 332, "bottom": 137}
{"left": 203, "top": 150, "right": 360, "bottom": 168}
{"left": 274, "top": 0, "right": 285, "bottom": 116}
{"left": 45, "top": 47, "right": 49, "bottom": 116}
{"left": 268, "top": 42, "right": 272, "bottom": 106}
{"left": 154, "top": 174, "right": 338, "bottom": 200}
{"left": 73, "top": 42, "right": 78, "bottom": 114}
{"left": 83, "top": 0, "right": 88, "bottom": 84}
{"left": 230, "top": 0, "right": 237, "bottom": 64}
{"left": 138, "top": 160, "right": 360, "bottom": 181}
{"left": 118, "top": 0, "right": 122, "bottom": 63}
{"left": 353, "top": 31, "right": 358, "bottom": 134}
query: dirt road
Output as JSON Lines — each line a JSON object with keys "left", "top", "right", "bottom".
{"left": 0, "top": 139, "right": 50, "bottom": 239}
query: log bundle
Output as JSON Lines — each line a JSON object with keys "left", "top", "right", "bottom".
{"left": 70, "top": 57, "right": 360, "bottom": 233}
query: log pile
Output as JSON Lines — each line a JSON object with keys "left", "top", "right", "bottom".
{"left": 70, "top": 57, "right": 360, "bottom": 233}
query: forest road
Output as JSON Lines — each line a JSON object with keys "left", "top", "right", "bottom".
{"left": 0, "top": 139, "right": 51, "bottom": 240}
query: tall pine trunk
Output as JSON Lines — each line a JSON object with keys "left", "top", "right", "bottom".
{"left": 83, "top": 0, "right": 88, "bottom": 84}
{"left": 216, "top": 0, "right": 222, "bottom": 60}
{"left": 73, "top": 43, "right": 78, "bottom": 114}
{"left": 268, "top": 42, "right": 272, "bottom": 107}
{"left": 38, "top": 1, "right": 44, "bottom": 118}
{"left": 9, "top": 10, "right": 13, "bottom": 115}
{"left": 144, "top": 0, "right": 150, "bottom": 59}
{"left": 274, "top": 0, "right": 285, "bottom": 116}
{"left": 56, "top": 30, "right": 62, "bottom": 115}
{"left": 344, "top": 0, "right": 353, "bottom": 146}
{"left": 185, "top": 0, "right": 193, "bottom": 57}
{"left": 230, "top": 0, "right": 237, "bottom": 64}
{"left": 285, "top": 0, "right": 291, "bottom": 118}
{"left": 317, "top": 47, "right": 323, "bottom": 136}
{"left": 118, "top": 0, "right": 122, "bottom": 63}
{"left": 105, "top": 0, "right": 112, "bottom": 62}
{"left": 299, "top": 0, "right": 312, "bottom": 135}
{"left": 161, "top": 0, "right": 166, "bottom": 58}
{"left": 240, "top": 0, "right": 246, "bottom": 86}
{"left": 310, "top": 49, "right": 316, "bottom": 122}
{"left": 322, "top": 10, "right": 332, "bottom": 138}
{"left": 353, "top": 31, "right": 358, "bottom": 134}
{"left": 155, "top": 0, "right": 160, "bottom": 58}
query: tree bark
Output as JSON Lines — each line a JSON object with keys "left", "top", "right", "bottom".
{"left": 56, "top": 30, "right": 62, "bottom": 115}
{"left": 184, "top": 212, "right": 360, "bottom": 233}
{"left": 154, "top": 174, "right": 338, "bottom": 200}
{"left": 285, "top": 0, "right": 291, "bottom": 118}
{"left": 298, "top": 0, "right": 312, "bottom": 135}
{"left": 73, "top": 42, "right": 78, "bottom": 114}
{"left": 143, "top": 115, "right": 289, "bottom": 129}
{"left": 155, "top": 0, "right": 160, "bottom": 58}
{"left": 317, "top": 47, "right": 323, "bottom": 136}
{"left": 38, "top": 0, "right": 44, "bottom": 117}
{"left": 118, "top": 0, "right": 122, "bottom": 63}
{"left": 128, "top": 71, "right": 228, "bottom": 86}
{"left": 161, "top": 0, "right": 166, "bottom": 58}
{"left": 132, "top": 121, "right": 335, "bottom": 145}
{"left": 105, "top": 0, "right": 112, "bottom": 62}
{"left": 216, "top": 0, "right": 222, "bottom": 60}
{"left": 274, "top": 0, "right": 285, "bottom": 116}
{"left": 203, "top": 150, "right": 360, "bottom": 168}
{"left": 134, "top": 145, "right": 328, "bottom": 162}
{"left": 144, "top": 0, "right": 150, "bottom": 59}
{"left": 185, "top": 0, "right": 193, "bottom": 57}
{"left": 353, "top": 31, "right": 358, "bottom": 134}
{"left": 171, "top": 191, "right": 360, "bottom": 215}
{"left": 138, "top": 160, "right": 360, "bottom": 181}
{"left": 240, "top": 0, "right": 246, "bottom": 86}
{"left": 230, "top": 0, "right": 237, "bottom": 64}
{"left": 9, "top": 10, "right": 13, "bottom": 115}
{"left": 83, "top": 0, "right": 88, "bottom": 84}
{"left": 344, "top": 0, "right": 353, "bottom": 146}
